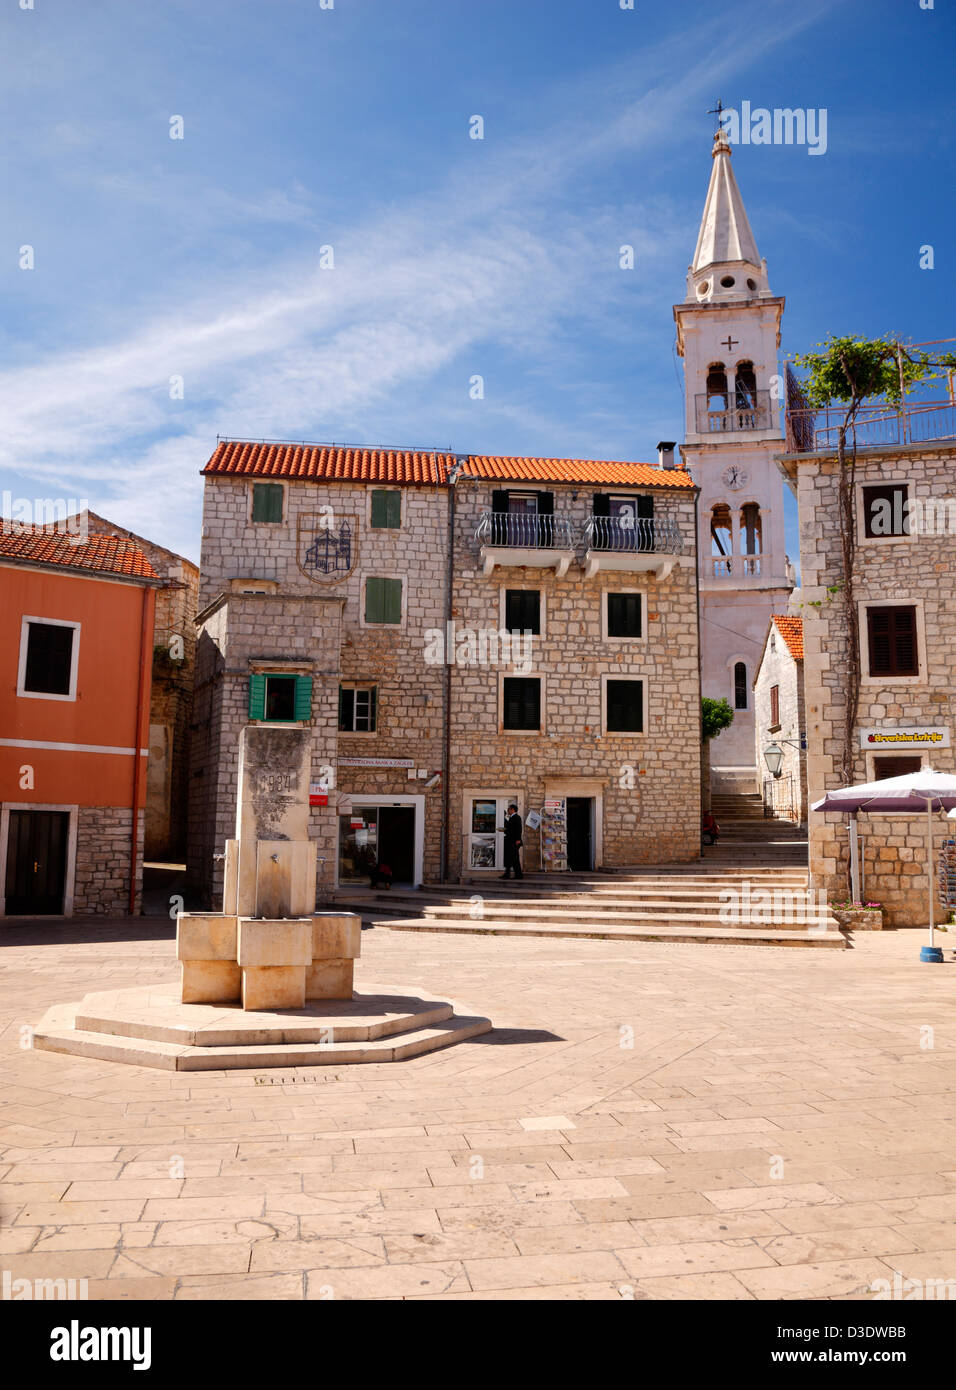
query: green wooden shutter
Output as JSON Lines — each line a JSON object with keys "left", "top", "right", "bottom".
{"left": 365, "top": 578, "right": 383, "bottom": 624}
{"left": 252, "top": 483, "right": 283, "bottom": 522}
{"left": 370, "top": 490, "right": 402, "bottom": 527}
{"left": 294, "top": 676, "right": 313, "bottom": 722}
{"left": 248, "top": 674, "right": 266, "bottom": 720}
{"left": 369, "top": 686, "right": 377, "bottom": 729}
{"left": 365, "top": 577, "right": 402, "bottom": 624}
{"left": 384, "top": 578, "right": 402, "bottom": 624}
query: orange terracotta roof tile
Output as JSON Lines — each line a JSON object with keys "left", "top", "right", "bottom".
{"left": 203, "top": 440, "right": 695, "bottom": 489}
{"left": 463, "top": 455, "right": 694, "bottom": 487}
{"left": 772, "top": 614, "right": 804, "bottom": 661}
{"left": 0, "top": 523, "right": 158, "bottom": 580}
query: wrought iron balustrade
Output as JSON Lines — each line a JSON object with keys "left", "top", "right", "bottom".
{"left": 475, "top": 510, "right": 576, "bottom": 549}
{"left": 584, "top": 515, "right": 683, "bottom": 554}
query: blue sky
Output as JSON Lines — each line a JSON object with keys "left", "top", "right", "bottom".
{"left": 1, "top": 0, "right": 953, "bottom": 563}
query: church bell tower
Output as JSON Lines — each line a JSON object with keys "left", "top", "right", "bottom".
{"left": 674, "top": 128, "right": 793, "bottom": 785}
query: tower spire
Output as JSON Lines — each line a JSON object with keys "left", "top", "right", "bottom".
{"left": 687, "top": 127, "right": 768, "bottom": 303}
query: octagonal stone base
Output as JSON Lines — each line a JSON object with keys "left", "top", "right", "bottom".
{"left": 31, "top": 982, "right": 493, "bottom": 1071}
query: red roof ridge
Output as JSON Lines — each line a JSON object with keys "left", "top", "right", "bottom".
{"left": 772, "top": 613, "right": 804, "bottom": 661}
{"left": 0, "top": 520, "right": 158, "bottom": 580}
{"left": 202, "top": 440, "right": 695, "bottom": 489}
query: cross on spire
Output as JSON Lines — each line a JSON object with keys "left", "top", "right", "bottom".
{"left": 707, "top": 98, "right": 725, "bottom": 136}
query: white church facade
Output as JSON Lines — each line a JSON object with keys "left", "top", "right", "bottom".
{"left": 675, "top": 129, "right": 795, "bottom": 783}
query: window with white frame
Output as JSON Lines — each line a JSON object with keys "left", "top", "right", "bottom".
{"left": 602, "top": 676, "right": 645, "bottom": 734}
{"left": 17, "top": 617, "right": 80, "bottom": 701}
{"left": 339, "top": 685, "right": 378, "bottom": 732}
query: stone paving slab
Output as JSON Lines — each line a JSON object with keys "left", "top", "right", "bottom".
{"left": 1, "top": 920, "right": 955, "bottom": 1299}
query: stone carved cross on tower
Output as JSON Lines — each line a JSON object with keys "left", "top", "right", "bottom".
{"left": 721, "top": 336, "right": 739, "bottom": 352}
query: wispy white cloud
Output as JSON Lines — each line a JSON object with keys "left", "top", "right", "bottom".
{"left": 0, "top": 1, "right": 835, "bottom": 560}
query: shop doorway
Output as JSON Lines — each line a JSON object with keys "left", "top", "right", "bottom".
{"left": 566, "top": 798, "right": 594, "bottom": 872}
{"left": 377, "top": 806, "right": 415, "bottom": 882}
{"left": 337, "top": 798, "right": 423, "bottom": 887}
{"left": 4, "top": 809, "right": 69, "bottom": 914}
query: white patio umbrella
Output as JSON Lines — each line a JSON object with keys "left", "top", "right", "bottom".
{"left": 812, "top": 768, "right": 956, "bottom": 962}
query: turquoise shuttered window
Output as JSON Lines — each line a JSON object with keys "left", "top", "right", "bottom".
{"left": 248, "top": 673, "right": 312, "bottom": 722}
{"left": 248, "top": 674, "right": 267, "bottom": 720}
{"left": 293, "top": 676, "right": 313, "bottom": 722}
{"left": 370, "top": 490, "right": 401, "bottom": 528}
{"left": 365, "top": 577, "right": 402, "bottom": 625}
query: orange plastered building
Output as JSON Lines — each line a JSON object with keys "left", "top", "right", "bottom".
{"left": 0, "top": 525, "right": 159, "bottom": 916}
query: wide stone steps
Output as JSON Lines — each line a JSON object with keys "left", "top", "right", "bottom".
{"left": 367, "top": 916, "right": 843, "bottom": 949}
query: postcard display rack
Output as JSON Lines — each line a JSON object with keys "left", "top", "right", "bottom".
{"left": 541, "top": 799, "right": 567, "bottom": 872}
{"left": 939, "top": 839, "right": 956, "bottom": 909}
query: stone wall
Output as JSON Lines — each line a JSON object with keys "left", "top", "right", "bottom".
{"left": 72, "top": 807, "right": 144, "bottom": 916}
{"left": 753, "top": 627, "right": 806, "bottom": 824}
{"left": 446, "top": 478, "right": 701, "bottom": 876}
{"left": 190, "top": 477, "right": 448, "bottom": 902}
{"left": 791, "top": 443, "right": 956, "bottom": 926}
{"left": 85, "top": 511, "right": 199, "bottom": 860}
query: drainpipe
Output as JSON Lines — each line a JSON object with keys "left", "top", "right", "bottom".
{"left": 129, "top": 583, "right": 153, "bottom": 913}
{"left": 440, "top": 461, "right": 462, "bottom": 882}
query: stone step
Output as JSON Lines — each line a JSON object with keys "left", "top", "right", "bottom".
{"left": 372, "top": 901, "right": 834, "bottom": 929}
{"left": 370, "top": 917, "right": 845, "bottom": 949}
{"left": 32, "top": 986, "right": 493, "bottom": 1072}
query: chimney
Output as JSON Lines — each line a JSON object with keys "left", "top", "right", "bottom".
{"left": 656, "top": 440, "right": 677, "bottom": 470}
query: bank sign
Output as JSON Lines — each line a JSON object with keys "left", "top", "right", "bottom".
{"left": 860, "top": 727, "right": 951, "bottom": 749}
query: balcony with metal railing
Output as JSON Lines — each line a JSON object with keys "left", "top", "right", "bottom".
{"left": 785, "top": 399, "right": 956, "bottom": 454}
{"left": 581, "top": 515, "right": 685, "bottom": 580}
{"left": 474, "top": 510, "right": 685, "bottom": 580}
{"left": 475, "top": 509, "right": 577, "bottom": 577}
{"left": 695, "top": 390, "right": 775, "bottom": 434}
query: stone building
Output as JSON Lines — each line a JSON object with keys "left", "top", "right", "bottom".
{"left": 83, "top": 512, "right": 199, "bottom": 861}
{"left": 779, "top": 427, "right": 956, "bottom": 925}
{"left": 447, "top": 451, "right": 700, "bottom": 878}
{"left": 752, "top": 614, "right": 807, "bottom": 826}
{"left": 675, "top": 130, "right": 794, "bottom": 787}
{"left": 188, "top": 440, "right": 701, "bottom": 905}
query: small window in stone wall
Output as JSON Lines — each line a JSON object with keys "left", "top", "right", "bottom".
{"left": 339, "top": 685, "right": 377, "bottom": 732}
{"left": 502, "top": 677, "right": 541, "bottom": 731}
{"left": 862, "top": 483, "right": 909, "bottom": 538}
{"left": 734, "top": 661, "right": 748, "bottom": 710}
{"left": 251, "top": 483, "right": 284, "bottom": 523}
{"left": 248, "top": 673, "right": 312, "bottom": 722}
{"left": 606, "top": 679, "right": 644, "bottom": 733}
{"left": 769, "top": 684, "right": 780, "bottom": 728}
{"left": 365, "top": 577, "right": 403, "bottom": 625}
{"left": 370, "top": 490, "right": 401, "bottom": 528}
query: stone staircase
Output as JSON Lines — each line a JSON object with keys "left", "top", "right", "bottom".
{"left": 332, "top": 792, "right": 835, "bottom": 948}
{"left": 334, "top": 869, "right": 842, "bottom": 951}
{"left": 706, "top": 790, "right": 808, "bottom": 868}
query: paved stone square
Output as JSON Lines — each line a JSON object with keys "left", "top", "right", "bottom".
{"left": 2, "top": 921, "right": 956, "bottom": 1300}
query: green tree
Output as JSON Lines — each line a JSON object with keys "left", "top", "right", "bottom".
{"left": 702, "top": 696, "right": 734, "bottom": 742}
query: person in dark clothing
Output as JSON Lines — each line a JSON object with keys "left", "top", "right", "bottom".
{"left": 499, "top": 804, "right": 523, "bottom": 880}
